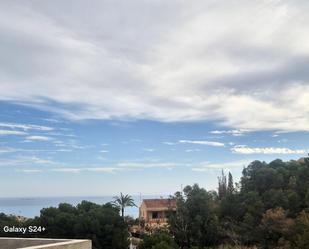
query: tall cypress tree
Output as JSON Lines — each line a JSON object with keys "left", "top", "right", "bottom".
{"left": 227, "top": 172, "right": 234, "bottom": 195}
{"left": 218, "top": 170, "right": 227, "bottom": 199}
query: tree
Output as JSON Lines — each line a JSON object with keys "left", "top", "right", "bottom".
{"left": 218, "top": 170, "right": 227, "bottom": 199}
{"left": 260, "top": 207, "right": 295, "bottom": 248}
{"left": 227, "top": 172, "right": 235, "bottom": 195}
{"left": 138, "top": 231, "right": 179, "bottom": 249}
{"left": 113, "top": 192, "right": 136, "bottom": 218}
{"left": 168, "top": 192, "right": 190, "bottom": 248}
{"left": 294, "top": 211, "right": 309, "bottom": 249}
{"left": 169, "top": 184, "right": 220, "bottom": 248}
{"left": 31, "top": 201, "right": 129, "bottom": 249}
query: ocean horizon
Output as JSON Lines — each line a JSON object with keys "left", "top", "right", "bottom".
{"left": 0, "top": 195, "right": 166, "bottom": 218}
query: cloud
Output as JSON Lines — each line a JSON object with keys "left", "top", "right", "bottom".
{"left": 25, "top": 156, "right": 56, "bottom": 165}
{"left": 51, "top": 168, "right": 82, "bottom": 173}
{"left": 51, "top": 167, "right": 118, "bottom": 173}
{"left": 17, "top": 169, "right": 43, "bottom": 173}
{"left": 192, "top": 160, "right": 252, "bottom": 172}
{"left": 0, "top": 147, "right": 17, "bottom": 153}
{"left": 162, "top": 142, "right": 176, "bottom": 145}
{"left": 185, "top": 149, "right": 201, "bottom": 152}
{"left": 43, "top": 118, "right": 62, "bottom": 123}
{"left": 117, "top": 162, "right": 180, "bottom": 169}
{"left": 24, "top": 135, "right": 53, "bottom": 142}
{"left": 0, "top": 147, "right": 71, "bottom": 154}
{"left": 142, "top": 148, "right": 156, "bottom": 152}
{"left": 100, "top": 150, "right": 109, "bottom": 153}
{"left": 179, "top": 140, "right": 225, "bottom": 147}
{"left": 11, "top": 156, "right": 56, "bottom": 165}
{"left": 47, "top": 132, "right": 76, "bottom": 137}
{"left": 0, "top": 1, "right": 309, "bottom": 131}
{"left": 56, "top": 149, "right": 72, "bottom": 152}
{"left": 231, "top": 146, "right": 307, "bottom": 154}
{"left": 0, "top": 130, "right": 27, "bottom": 136}
{"left": 0, "top": 122, "right": 54, "bottom": 131}
{"left": 86, "top": 167, "right": 118, "bottom": 173}
{"left": 210, "top": 129, "right": 248, "bottom": 136}
{"left": 0, "top": 156, "right": 56, "bottom": 168}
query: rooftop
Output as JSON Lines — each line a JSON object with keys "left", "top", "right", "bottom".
{"left": 298, "top": 156, "right": 309, "bottom": 164}
{"left": 142, "top": 199, "right": 177, "bottom": 209}
{"left": 0, "top": 238, "right": 91, "bottom": 249}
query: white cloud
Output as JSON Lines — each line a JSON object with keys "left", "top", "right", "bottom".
{"left": 210, "top": 130, "right": 248, "bottom": 136}
{"left": 143, "top": 148, "right": 156, "bottom": 152}
{"left": 43, "top": 118, "right": 62, "bottom": 123}
{"left": 0, "top": 156, "right": 56, "bottom": 167}
{"left": 162, "top": 142, "right": 176, "bottom": 145}
{"left": 231, "top": 146, "right": 307, "bottom": 154}
{"left": 26, "top": 156, "right": 56, "bottom": 165}
{"left": 71, "top": 144, "right": 88, "bottom": 149}
{"left": 56, "top": 149, "right": 72, "bottom": 152}
{"left": 16, "top": 169, "right": 43, "bottom": 173}
{"left": 25, "top": 135, "right": 53, "bottom": 142}
{"left": 117, "top": 162, "right": 180, "bottom": 169}
{"left": 192, "top": 160, "right": 252, "bottom": 172}
{"left": 86, "top": 167, "right": 118, "bottom": 173}
{"left": 100, "top": 150, "right": 109, "bottom": 153}
{"left": 47, "top": 132, "right": 76, "bottom": 137}
{"left": 51, "top": 167, "right": 118, "bottom": 173}
{"left": 179, "top": 140, "right": 225, "bottom": 147}
{"left": 0, "top": 147, "right": 71, "bottom": 154}
{"left": 185, "top": 149, "right": 201, "bottom": 152}
{"left": 0, "top": 147, "right": 17, "bottom": 153}
{"left": 0, "top": 1, "right": 309, "bottom": 131}
{"left": 0, "top": 130, "right": 27, "bottom": 136}
{"left": 51, "top": 168, "right": 82, "bottom": 173}
{"left": 0, "top": 122, "right": 54, "bottom": 131}
{"left": 13, "top": 156, "right": 56, "bottom": 165}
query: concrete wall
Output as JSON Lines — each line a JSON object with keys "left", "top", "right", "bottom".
{"left": 0, "top": 238, "right": 91, "bottom": 249}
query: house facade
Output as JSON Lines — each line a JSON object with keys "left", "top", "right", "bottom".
{"left": 298, "top": 155, "right": 309, "bottom": 164}
{"left": 139, "top": 199, "right": 177, "bottom": 227}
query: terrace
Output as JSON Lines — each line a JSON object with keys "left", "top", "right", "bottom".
{"left": 0, "top": 238, "right": 91, "bottom": 249}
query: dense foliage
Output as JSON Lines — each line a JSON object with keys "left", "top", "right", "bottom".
{"left": 0, "top": 201, "right": 129, "bottom": 249}
{"left": 168, "top": 185, "right": 220, "bottom": 248}
{"left": 165, "top": 158, "right": 309, "bottom": 249}
{"left": 139, "top": 231, "right": 180, "bottom": 249}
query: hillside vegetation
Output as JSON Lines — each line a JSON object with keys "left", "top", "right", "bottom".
{"left": 1, "top": 158, "right": 309, "bottom": 249}
{"left": 141, "top": 159, "right": 309, "bottom": 249}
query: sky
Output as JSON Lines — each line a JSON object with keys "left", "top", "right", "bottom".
{"left": 0, "top": 0, "right": 309, "bottom": 197}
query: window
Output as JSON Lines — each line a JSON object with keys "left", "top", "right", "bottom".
{"left": 152, "top": 212, "right": 158, "bottom": 219}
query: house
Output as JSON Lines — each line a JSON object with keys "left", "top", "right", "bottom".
{"left": 139, "top": 198, "right": 177, "bottom": 227}
{"left": 298, "top": 154, "right": 309, "bottom": 164}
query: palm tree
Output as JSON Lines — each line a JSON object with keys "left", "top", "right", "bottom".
{"left": 113, "top": 193, "right": 137, "bottom": 218}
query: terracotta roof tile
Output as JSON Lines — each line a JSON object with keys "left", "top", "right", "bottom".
{"left": 142, "top": 199, "right": 177, "bottom": 208}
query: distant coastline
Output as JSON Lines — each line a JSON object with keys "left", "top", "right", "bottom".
{"left": 0, "top": 195, "right": 165, "bottom": 218}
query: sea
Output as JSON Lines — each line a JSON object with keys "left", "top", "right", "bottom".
{"left": 0, "top": 195, "right": 160, "bottom": 219}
